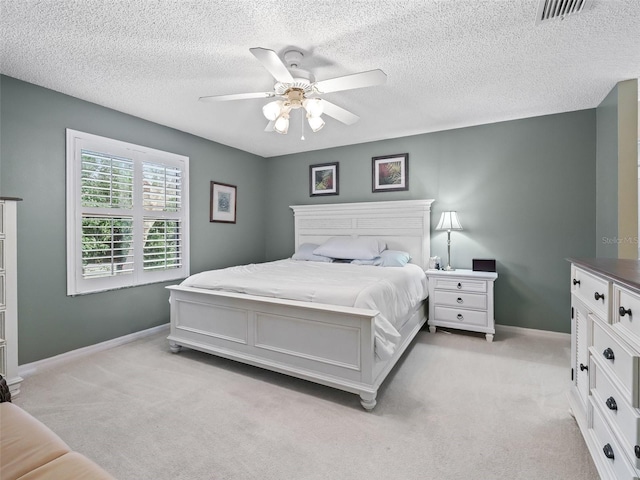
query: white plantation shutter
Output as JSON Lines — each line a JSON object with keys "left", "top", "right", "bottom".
{"left": 67, "top": 130, "right": 189, "bottom": 295}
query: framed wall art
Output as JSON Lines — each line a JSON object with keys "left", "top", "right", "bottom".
{"left": 372, "top": 153, "right": 408, "bottom": 192}
{"left": 210, "top": 181, "right": 237, "bottom": 223}
{"left": 309, "top": 162, "right": 339, "bottom": 197}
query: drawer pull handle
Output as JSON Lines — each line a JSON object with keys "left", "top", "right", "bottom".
{"left": 602, "top": 444, "right": 614, "bottom": 460}
{"left": 457, "top": 314, "right": 464, "bottom": 321}
{"left": 635, "top": 445, "right": 640, "bottom": 459}
{"left": 619, "top": 306, "right": 632, "bottom": 317}
{"left": 457, "top": 297, "right": 463, "bottom": 304}
{"left": 572, "top": 279, "right": 581, "bottom": 286}
{"left": 579, "top": 363, "right": 588, "bottom": 372}
{"left": 605, "top": 397, "right": 617, "bottom": 411}
{"left": 594, "top": 291, "right": 605, "bottom": 302}
{"left": 457, "top": 282, "right": 462, "bottom": 289}
{"left": 603, "top": 348, "right": 615, "bottom": 361}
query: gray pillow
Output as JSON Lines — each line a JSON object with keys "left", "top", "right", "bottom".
{"left": 292, "top": 243, "right": 334, "bottom": 262}
{"left": 313, "top": 237, "right": 386, "bottom": 260}
{"left": 352, "top": 250, "right": 411, "bottom": 267}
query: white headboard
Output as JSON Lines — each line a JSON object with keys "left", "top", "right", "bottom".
{"left": 290, "top": 199, "right": 435, "bottom": 269}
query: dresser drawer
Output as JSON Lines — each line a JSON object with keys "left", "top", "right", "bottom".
{"left": 433, "top": 290, "right": 487, "bottom": 310}
{"left": 616, "top": 286, "right": 640, "bottom": 346}
{"left": 592, "top": 319, "right": 640, "bottom": 408}
{"left": 572, "top": 266, "right": 610, "bottom": 319}
{"left": 434, "top": 306, "right": 488, "bottom": 327}
{"left": 592, "top": 361, "right": 640, "bottom": 469}
{"left": 431, "top": 278, "right": 486, "bottom": 293}
{"left": 591, "top": 400, "right": 640, "bottom": 480}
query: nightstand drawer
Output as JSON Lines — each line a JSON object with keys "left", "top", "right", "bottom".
{"left": 434, "top": 306, "right": 488, "bottom": 327}
{"left": 592, "top": 361, "right": 640, "bottom": 469}
{"left": 592, "top": 319, "right": 640, "bottom": 408}
{"left": 431, "top": 278, "right": 486, "bottom": 293}
{"left": 433, "top": 290, "right": 487, "bottom": 310}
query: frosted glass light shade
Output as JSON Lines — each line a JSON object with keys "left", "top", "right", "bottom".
{"left": 263, "top": 100, "right": 283, "bottom": 121}
{"left": 274, "top": 113, "right": 289, "bottom": 134}
{"left": 303, "top": 98, "right": 324, "bottom": 117}
{"left": 435, "top": 211, "right": 463, "bottom": 231}
{"left": 307, "top": 115, "right": 325, "bottom": 132}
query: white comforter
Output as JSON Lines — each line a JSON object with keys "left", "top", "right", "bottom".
{"left": 181, "top": 259, "right": 428, "bottom": 360}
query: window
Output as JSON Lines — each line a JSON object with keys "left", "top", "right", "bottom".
{"left": 66, "top": 129, "right": 189, "bottom": 295}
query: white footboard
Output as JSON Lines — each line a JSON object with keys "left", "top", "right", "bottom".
{"left": 167, "top": 285, "right": 426, "bottom": 410}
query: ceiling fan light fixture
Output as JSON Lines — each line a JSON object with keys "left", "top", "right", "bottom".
{"left": 303, "top": 98, "right": 323, "bottom": 117}
{"left": 274, "top": 113, "right": 290, "bottom": 134}
{"left": 262, "top": 100, "right": 283, "bottom": 121}
{"left": 307, "top": 115, "right": 325, "bottom": 133}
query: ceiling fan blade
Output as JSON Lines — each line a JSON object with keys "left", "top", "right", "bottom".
{"left": 264, "top": 121, "right": 275, "bottom": 132}
{"left": 314, "top": 69, "right": 387, "bottom": 94}
{"left": 199, "top": 92, "right": 275, "bottom": 102}
{"left": 320, "top": 100, "right": 360, "bottom": 125}
{"left": 249, "top": 47, "right": 294, "bottom": 84}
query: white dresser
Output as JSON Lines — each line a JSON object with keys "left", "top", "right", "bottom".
{"left": 0, "top": 198, "right": 22, "bottom": 395}
{"left": 426, "top": 269, "right": 498, "bottom": 342}
{"left": 568, "top": 258, "right": 640, "bottom": 480}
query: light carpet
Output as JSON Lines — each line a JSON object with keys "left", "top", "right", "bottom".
{"left": 14, "top": 327, "right": 598, "bottom": 480}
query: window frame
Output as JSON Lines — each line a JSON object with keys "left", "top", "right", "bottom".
{"left": 66, "top": 129, "right": 190, "bottom": 295}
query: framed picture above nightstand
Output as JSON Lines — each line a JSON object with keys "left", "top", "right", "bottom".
{"left": 426, "top": 269, "right": 498, "bottom": 342}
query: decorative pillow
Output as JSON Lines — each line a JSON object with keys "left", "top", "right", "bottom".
{"left": 313, "top": 237, "right": 387, "bottom": 260}
{"left": 291, "top": 243, "right": 334, "bottom": 262}
{"left": 352, "top": 250, "right": 412, "bottom": 267}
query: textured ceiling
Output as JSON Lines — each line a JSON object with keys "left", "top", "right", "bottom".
{"left": 1, "top": 0, "right": 639, "bottom": 158}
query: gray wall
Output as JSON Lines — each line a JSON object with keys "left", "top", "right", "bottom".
{"left": 264, "top": 111, "right": 597, "bottom": 333}
{"left": 0, "top": 75, "right": 267, "bottom": 363}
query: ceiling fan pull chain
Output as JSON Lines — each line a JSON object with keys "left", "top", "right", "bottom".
{"left": 301, "top": 110, "right": 305, "bottom": 140}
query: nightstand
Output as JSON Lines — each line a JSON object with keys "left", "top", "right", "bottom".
{"left": 426, "top": 269, "right": 498, "bottom": 342}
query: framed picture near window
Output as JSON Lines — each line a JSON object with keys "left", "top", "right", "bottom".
{"left": 372, "top": 153, "right": 409, "bottom": 192}
{"left": 210, "top": 182, "right": 237, "bottom": 223}
{"left": 309, "top": 162, "right": 339, "bottom": 197}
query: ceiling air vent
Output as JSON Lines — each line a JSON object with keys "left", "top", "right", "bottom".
{"left": 536, "top": 0, "right": 593, "bottom": 24}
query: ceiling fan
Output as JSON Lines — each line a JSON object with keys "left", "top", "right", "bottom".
{"left": 199, "top": 47, "right": 387, "bottom": 135}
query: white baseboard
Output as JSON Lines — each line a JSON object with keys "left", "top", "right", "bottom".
{"left": 495, "top": 323, "right": 570, "bottom": 340}
{"left": 18, "top": 323, "right": 169, "bottom": 378}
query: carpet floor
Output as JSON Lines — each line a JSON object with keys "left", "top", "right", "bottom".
{"left": 14, "top": 327, "right": 598, "bottom": 480}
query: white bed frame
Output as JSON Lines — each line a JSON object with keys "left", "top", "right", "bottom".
{"left": 167, "top": 199, "right": 434, "bottom": 410}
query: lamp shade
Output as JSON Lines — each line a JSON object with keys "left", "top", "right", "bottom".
{"left": 262, "top": 100, "right": 283, "bottom": 121}
{"left": 303, "top": 98, "right": 324, "bottom": 117}
{"left": 307, "top": 115, "right": 325, "bottom": 132}
{"left": 273, "top": 113, "right": 290, "bottom": 134}
{"left": 436, "top": 211, "right": 463, "bottom": 231}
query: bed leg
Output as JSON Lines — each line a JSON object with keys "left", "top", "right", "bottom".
{"left": 429, "top": 326, "right": 436, "bottom": 334}
{"left": 485, "top": 334, "right": 494, "bottom": 342}
{"left": 359, "top": 392, "right": 377, "bottom": 411}
{"left": 169, "top": 341, "right": 182, "bottom": 354}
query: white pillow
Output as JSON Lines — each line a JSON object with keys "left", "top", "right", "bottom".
{"left": 313, "top": 237, "right": 386, "bottom": 260}
{"left": 352, "top": 250, "right": 412, "bottom": 267}
{"left": 292, "top": 243, "right": 334, "bottom": 262}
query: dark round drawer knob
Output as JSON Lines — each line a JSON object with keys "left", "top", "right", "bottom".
{"left": 594, "top": 291, "right": 605, "bottom": 301}
{"left": 573, "top": 279, "right": 581, "bottom": 286}
{"left": 457, "top": 314, "right": 464, "bottom": 320}
{"left": 619, "top": 306, "right": 632, "bottom": 317}
{"left": 602, "top": 443, "right": 614, "bottom": 460}
{"left": 635, "top": 445, "right": 640, "bottom": 459}
{"left": 579, "top": 363, "right": 588, "bottom": 372}
{"left": 605, "top": 397, "right": 617, "bottom": 411}
{"left": 457, "top": 282, "right": 462, "bottom": 289}
{"left": 603, "top": 348, "right": 615, "bottom": 360}
{"left": 457, "top": 297, "right": 463, "bottom": 304}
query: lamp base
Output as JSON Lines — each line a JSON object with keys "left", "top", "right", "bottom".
{"left": 444, "top": 265, "right": 455, "bottom": 271}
